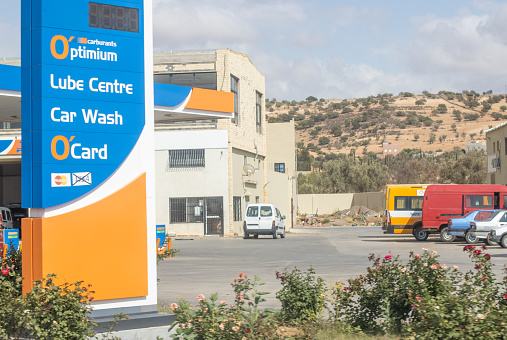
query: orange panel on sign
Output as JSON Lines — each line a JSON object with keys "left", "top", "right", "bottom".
{"left": 35, "top": 174, "right": 148, "bottom": 301}
{"left": 185, "top": 87, "right": 234, "bottom": 113}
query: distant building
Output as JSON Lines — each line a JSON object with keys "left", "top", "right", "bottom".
{"left": 382, "top": 143, "right": 399, "bottom": 157}
{"left": 485, "top": 122, "right": 507, "bottom": 184}
{"left": 465, "top": 140, "right": 486, "bottom": 153}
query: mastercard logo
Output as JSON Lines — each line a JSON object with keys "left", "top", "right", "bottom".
{"left": 51, "top": 173, "right": 71, "bottom": 187}
{"left": 54, "top": 175, "right": 68, "bottom": 186}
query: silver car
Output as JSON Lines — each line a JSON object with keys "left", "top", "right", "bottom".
{"left": 488, "top": 225, "right": 507, "bottom": 248}
{"left": 470, "top": 210, "right": 507, "bottom": 245}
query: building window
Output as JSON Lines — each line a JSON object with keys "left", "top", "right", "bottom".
{"left": 274, "top": 163, "right": 285, "bottom": 173}
{"left": 233, "top": 196, "right": 242, "bottom": 221}
{"left": 170, "top": 197, "right": 204, "bottom": 223}
{"left": 256, "top": 91, "right": 262, "bottom": 133}
{"left": 231, "top": 75, "right": 239, "bottom": 125}
{"left": 168, "top": 149, "right": 205, "bottom": 169}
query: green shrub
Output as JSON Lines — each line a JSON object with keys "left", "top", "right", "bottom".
{"left": 276, "top": 267, "right": 326, "bottom": 322}
{"left": 23, "top": 275, "right": 95, "bottom": 340}
{"left": 169, "top": 273, "right": 276, "bottom": 339}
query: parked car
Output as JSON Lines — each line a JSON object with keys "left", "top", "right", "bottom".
{"left": 488, "top": 226, "right": 507, "bottom": 248}
{"left": 0, "top": 206, "right": 14, "bottom": 229}
{"left": 5, "top": 204, "right": 28, "bottom": 230}
{"left": 443, "top": 209, "right": 500, "bottom": 243}
{"left": 243, "top": 203, "right": 285, "bottom": 239}
{"left": 469, "top": 210, "right": 507, "bottom": 245}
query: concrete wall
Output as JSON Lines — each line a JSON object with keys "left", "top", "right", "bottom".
{"left": 267, "top": 170, "right": 294, "bottom": 228}
{"left": 351, "top": 192, "right": 384, "bottom": 211}
{"left": 298, "top": 192, "right": 384, "bottom": 215}
{"left": 486, "top": 123, "right": 507, "bottom": 185}
{"left": 155, "top": 130, "right": 229, "bottom": 236}
{"left": 298, "top": 194, "right": 354, "bottom": 215}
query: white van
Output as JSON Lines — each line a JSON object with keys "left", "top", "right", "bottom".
{"left": 243, "top": 203, "right": 285, "bottom": 239}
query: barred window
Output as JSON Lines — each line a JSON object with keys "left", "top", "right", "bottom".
{"left": 170, "top": 198, "right": 204, "bottom": 223}
{"left": 233, "top": 196, "right": 242, "bottom": 221}
{"left": 169, "top": 149, "right": 205, "bottom": 168}
{"left": 274, "top": 163, "right": 285, "bottom": 173}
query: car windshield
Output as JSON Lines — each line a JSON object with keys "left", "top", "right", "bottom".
{"left": 246, "top": 206, "right": 259, "bottom": 217}
{"left": 482, "top": 211, "right": 502, "bottom": 222}
{"left": 474, "top": 211, "right": 496, "bottom": 221}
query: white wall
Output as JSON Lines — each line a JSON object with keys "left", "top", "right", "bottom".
{"left": 155, "top": 130, "right": 229, "bottom": 236}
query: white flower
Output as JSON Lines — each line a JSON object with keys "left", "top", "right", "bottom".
{"left": 418, "top": 278, "right": 424, "bottom": 283}
{"left": 435, "top": 306, "right": 440, "bottom": 310}
{"left": 442, "top": 265, "right": 448, "bottom": 270}
{"left": 476, "top": 314, "right": 485, "bottom": 320}
{"left": 422, "top": 248, "right": 429, "bottom": 251}
{"left": 452, "top": 265, "right": 459, "bottom": 270}
{"left": 401, "top": 267, "right": 407, "bottom": 272}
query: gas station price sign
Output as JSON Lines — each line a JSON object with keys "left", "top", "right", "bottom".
{"left": 22, "top": 0, "right": 146, "bottom": 208}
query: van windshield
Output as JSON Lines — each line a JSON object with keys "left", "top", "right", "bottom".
{"left": 246, "top": 206, "right": 259, "bottom": 217}
{"left": 260, "top": 206, "right": 273, "bottom": 217}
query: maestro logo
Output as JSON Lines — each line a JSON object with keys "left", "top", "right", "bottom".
{"left": 50, "top": 35, "right": 118, "bottom": 62}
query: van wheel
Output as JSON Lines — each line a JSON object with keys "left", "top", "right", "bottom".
{"left": 244, "top": 233, "right": 250, "bottom": 239}
{"left": 465, "top": 231, "right": 478, "bottom": 244}
{"left": 500, "top": 235, "right": 507, "bottom": 248}
{"left": 254, "top": 234, "right": 259, "bottom": 239}
{"left": 413, "top": 227, "right": 429, "bottom": 241}
{"left": 273, "top": 231, "right": 278, "bottom": 239}
{"left": 440, "top": 227, "right": 455, "bottom": 243}
{"left": 280, "top": 229, "right": 285, "bottom": 238}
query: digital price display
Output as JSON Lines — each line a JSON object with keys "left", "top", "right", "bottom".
{"left": 89, "top": 2, "right": 139, "bottom": 33}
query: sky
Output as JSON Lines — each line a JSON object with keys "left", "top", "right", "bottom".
{"left": 2, "top": 0, "right": 507, "bottom": 100}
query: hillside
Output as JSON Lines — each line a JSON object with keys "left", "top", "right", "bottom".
{"left": 266, "top": 91, "right": 506, "bottom": 156}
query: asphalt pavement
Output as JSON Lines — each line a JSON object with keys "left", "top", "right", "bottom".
{"left": 157, "top": 226, "right": 507, "bottom": 309}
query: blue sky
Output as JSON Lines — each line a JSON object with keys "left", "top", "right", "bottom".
{"left": 2, "top": 0, "right": 507, "bottom": 100}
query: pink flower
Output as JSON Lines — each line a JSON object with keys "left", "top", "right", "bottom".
{"left": 1, "top": 269, "right": 8, "bottom": 275}
{"left": 170, "top": 303, "right": 178, "bottom": 310}
{"left": 385, "top": 255, "right": 393, "bottom": 260}
{"left": 505, "top": 294, "right": 507, "bottom": 300}
{"left": 197, "top": 294, "right": 205, "bottom": 301}
{"left": 236, "top": 294, "right": 244, "bottom": 300}
{"left": 415, "top": 254, "right": 420, "bottom": 258}
{"left": 430, "top": 264, "right": 438, "bottom": 270}
{"left": 481, "top": 277, "right": 487, "bottom": 281}
{"left": 344, "top": 287, "right": 348, "bottom": 291}
{"left": 415, "top": 296, "right": 422, "bottom": 300}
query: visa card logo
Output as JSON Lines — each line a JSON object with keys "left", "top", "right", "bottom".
{"left": 51, "top": 173, "right": 71, "bottom": 187}
{"left": 72, "top": 172, "right": 92, "bottom": 186}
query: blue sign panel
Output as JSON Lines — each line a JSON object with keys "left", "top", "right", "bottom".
{"left": 22, "top": 0, "right": 145, "bottom": 208}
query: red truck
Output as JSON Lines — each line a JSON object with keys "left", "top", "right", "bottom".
{"left": 413, "top": 184, "right": 507, "bottom": 241}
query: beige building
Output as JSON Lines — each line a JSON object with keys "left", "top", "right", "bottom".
{"left": 485, "top": 122, "right": 507, "bottom": 184}
{"left": 153, "top": 50, "right": 268, "bottom": 236}
{"left": 266, "top": 120, "right": 297, "bottom": 229}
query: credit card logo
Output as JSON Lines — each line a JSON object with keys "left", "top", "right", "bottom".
{"left": 51, "top": 173, "right": 71, "bottom": 187}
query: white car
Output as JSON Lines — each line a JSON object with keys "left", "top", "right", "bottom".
{"left": 243, "top": 203, "right": 285, "bottom": 239}
{"left": 469, "top": 210, "right": 507, "bottom": 245}
{"left": 488, "top": 226, "right": 507, "bottom": 248}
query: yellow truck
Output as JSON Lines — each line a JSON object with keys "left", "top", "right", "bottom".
{"left": 382, "top": 184, "right": 428, "bottom": 234}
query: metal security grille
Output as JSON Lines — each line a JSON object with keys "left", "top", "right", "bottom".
{"left": 205, "top": 197, "right": 223, "bottom": 235}
{"left": 233, "top": 196, "right": 242, "bottom": 221}
{"left": 168, "top": 149, "right": 205, "bottom": 169}
{"left": 169, "top": 197, "right": 223, "bottom": 236}
{"left": 169, "top": 198, "right": 186, "bottom": 223}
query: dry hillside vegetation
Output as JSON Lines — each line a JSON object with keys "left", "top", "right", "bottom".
{"left": 266, "top": 91, "right": 506, "bottom": 155}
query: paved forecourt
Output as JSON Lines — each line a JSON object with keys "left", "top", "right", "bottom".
{"left": 157, "top": 226, "right": 507, "bottom": 309}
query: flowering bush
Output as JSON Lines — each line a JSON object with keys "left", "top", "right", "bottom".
{"left": 169, "top": 273, "right": 276, "bottom": 339}
{"left": 334, "top": 249, "right": 462, "bottom": 333}
{"left": 275, "top": 267, "right": 326, "bottom": 322}
{"left": 0, "top": 248, "right": 96, "bottom": 339}
{"left": 406, "top": 245, "right": 507, "bottom": 339}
